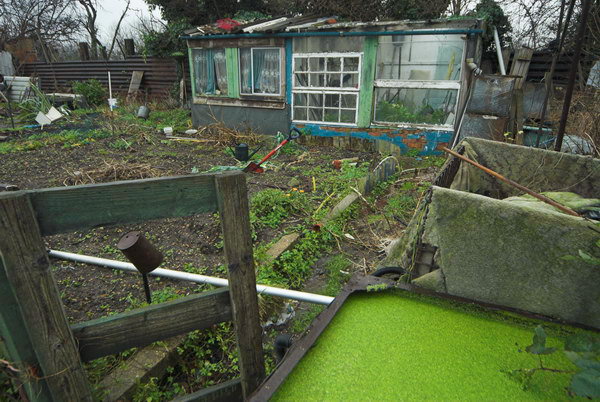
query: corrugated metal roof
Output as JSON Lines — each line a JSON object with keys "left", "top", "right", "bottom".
{"left": 186, "top": 15, "right": 339, "bottom": 37}
{"left": 184, "top": 16, "right": 482, "bottom": 37}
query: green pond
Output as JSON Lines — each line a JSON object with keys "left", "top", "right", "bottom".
{"left": 273, "top": 291, "right": 585, "bottom": 401}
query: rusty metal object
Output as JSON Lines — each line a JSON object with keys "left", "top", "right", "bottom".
{"left": 117, "top": 231, "right": 164, "bottom": 274}
{"left": 117, "top": 231, "right": 163, "bottom": 304}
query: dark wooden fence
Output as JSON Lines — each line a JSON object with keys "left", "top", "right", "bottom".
{"left": 20, "top": 56, "right": 191, "bottom": 98}
{"left": 0, "top": 171, "right": 264, "bottom": 401}
{"left": 526, "top": 51, "right": 593, "bottom": 85}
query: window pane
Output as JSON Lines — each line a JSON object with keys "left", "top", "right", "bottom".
{"left": 294, "top": 107, "right": 307, "bottom": 120}
{"left": 252, "top": 48, "right": 280, "bottom": 94}
{"left": 309, "top": 57, "right": 325, "bottom": 71}
{"left": 308, "top": 93, "right": 323, "bottom": 108}
{"left": 325, "top": 93, "right": 339, "bottom": 107}
{"left": 192, "top": 48, "right": 227, "bottom": 95}
{"left": 294, "top": 92, "right": 307, "bottom": 107}
{"left": 213, "top": 50, "right": 228, "bottom": 95}
{"left": 341, "top": 94, "right": 357, "bottom": 108}
{"left": 295, "top": 57, "right": 308, "bottom": 71}
{"left": 340, "top": 110, "right": 355, "bottom": 123}
{"left": 309, "top": 73, "right": 325, "bottom": 87}
{"left": 326, "top": 57, "right": 341, "bottom": 71}
{"left": 324, "top": 109, "right": 339, "bottom": 123}
{"left": 295, "top": 73, "right": 308, "bottom": 87}
{"left": 374, "top": 88, "right": 458, "bottom": 125}
{"left": 326, "top": 74, "right": 342, "bottom": 87}
{"left": 343, "top": 57, "right": 359, "bottom": 72}
{"left": 240, "top": 48, "right": 252, "bottom": 93}
{"left": 376, "top": 34, "right": 464, "bottom": 81}
{"left": 309, "top": 108, "right": 323, "bottom": 121}
{"left": 342, "top": 73, "right": 359, "bottom": 88}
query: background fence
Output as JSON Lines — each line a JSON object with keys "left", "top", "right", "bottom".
{"left": 21, "top": 56, "right": 191, "bottom": 99}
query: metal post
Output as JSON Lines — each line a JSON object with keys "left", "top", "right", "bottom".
{"left": 555, "top": 0, "right": 592, "bottom": 151}
{"left": 493, "top": 28, "right": 506, "bottom": 75}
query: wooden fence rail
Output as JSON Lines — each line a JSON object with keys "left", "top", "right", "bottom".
{"left": 71, "top": 288, "right": 233, "bottom": 362}
{"left": 0, "top": 171, "right": 264, "bottom": 401}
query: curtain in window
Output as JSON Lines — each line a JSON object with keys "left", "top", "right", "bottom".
{"left": 193, "top": 50, "right": 209, "bottom": 94}
{"left": 254, "top": 49, "right": 280, "bottom": 94}
{"left": 240, "top": 48, "right": 252, "bottom": 93}
{"left": 193, "top": 49, "right": 227, "bottom": 95}
{"left": 213, "top": 50, "right": 228, "bottom": 94}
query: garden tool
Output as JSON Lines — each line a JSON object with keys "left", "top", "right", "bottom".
{"left": 243, "top": 127, "right": 302, "bottom": 173}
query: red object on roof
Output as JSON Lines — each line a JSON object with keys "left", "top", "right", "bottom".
{"left": 216, "top": 18, "right": 241, "bottom": 31}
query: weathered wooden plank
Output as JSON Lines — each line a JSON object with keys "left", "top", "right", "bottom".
{"left": 127, "top": 70, "right": 144, "bottom": 94}
{"left": 2, "top": 173, "right": 218, "bottom": 236}
{"left": 71, "top": 288, "right": 232, "bottom": 361}
{"left": 99, "top": 335, "right": 185, "bottom": 401}
{"left": 0, "top": 194, "right": 92, "bottom": 401}
{"left": 265, "top": 232, "right": 301, "bottom": 261}
{"left": 172, "top": 378, "right": 243, "bottom": 402}
{"left": 357, "top": 37, "right": 378, "bottom": 128}
{"left": 215, "top": 172, "right": 265, "bottom": 398}
{"left": 0, "top": 257, "right": 53, "bottom": 402}
{"left": 225, "top": 48, "right": 240, "bottom": 98}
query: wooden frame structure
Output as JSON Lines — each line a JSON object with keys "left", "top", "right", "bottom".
{"left": 0, "top": 171, "right": 265, "bottom": 401}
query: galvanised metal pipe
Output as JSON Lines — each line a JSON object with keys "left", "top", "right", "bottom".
{"left": 48, "top": 250, "right": 334, "bottom": 305}
{"left": 181, "top": 28, "right": 483, "bottom": 40}
{"left": 493, "top": 28, "right": 506, "bottom": 75}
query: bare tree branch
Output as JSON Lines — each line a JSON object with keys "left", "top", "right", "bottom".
{"left": 107, "top": 0, "right": 132, "bottom": 59}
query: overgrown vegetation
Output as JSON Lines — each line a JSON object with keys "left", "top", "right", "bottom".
{"left": 72, "top": 79, "right": 107, "bottom": 107}
{"left": 0, "top": 102, "right": 443, "bottom": 399}
{"left": 375, "top": 101, "right": 447, "bottom": 125}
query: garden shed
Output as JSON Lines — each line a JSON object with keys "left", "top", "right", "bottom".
{"left": 182, "top": 17, "right": 484, "bottom": 154}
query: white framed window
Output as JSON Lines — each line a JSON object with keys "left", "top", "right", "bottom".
{"left": 239, "top": 47, "right": 283, "bottom": 96}
{"left": 191, "top": 48, "right": 228, "bottom": 96}
{"left": 373, "top": 34, "right": 465, "bottom": 128}
{"left": 292, "top": 52, "right": 361, "bottom": 125}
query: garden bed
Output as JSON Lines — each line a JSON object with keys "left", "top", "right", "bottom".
{"left": 0, "top": 102, "right": 443, "bottom": 399}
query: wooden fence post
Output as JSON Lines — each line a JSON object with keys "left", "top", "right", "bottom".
{"left": 0, "top": 193, "right": 92, "bottom": 401}
{"left": 215, "top": 172, "right": 265, "bottom": 398}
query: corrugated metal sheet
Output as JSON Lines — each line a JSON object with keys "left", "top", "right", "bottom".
{"left": 21, "top": 56, "right": 190, "bottom": 98}
{"left": 525, "top": 51, "right": 593, "bottom": 85}
{"left": 4, "top": 76, "right": 36, "bottom": 102}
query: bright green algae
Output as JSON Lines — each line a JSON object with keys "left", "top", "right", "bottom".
{"left": 273, "top": 291, "right": 585, "bottom": 401}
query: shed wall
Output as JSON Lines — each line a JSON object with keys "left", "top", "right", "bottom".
{"left": 191, "top": 104, "right": 290, "bottom": 135}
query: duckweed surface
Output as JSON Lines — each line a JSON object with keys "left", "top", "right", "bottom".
{"left": 273, "top": 291, "right": 582, "bottom": 401}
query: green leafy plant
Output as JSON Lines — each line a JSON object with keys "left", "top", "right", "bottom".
{"left": 375, "top": 100, "right": 447, "bottom": 125}
{"left": 250, "top": 189, "right": 309, "bottom": 229}
{"left": 72, "top": 79, "right": 107, "bottom": 107}
{"left": 505, "top": 325, "right": 600, "bottom": 398}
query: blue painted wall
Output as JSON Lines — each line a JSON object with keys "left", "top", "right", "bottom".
{"left": 293, "top": 123, "right": 453, "bottom": 155}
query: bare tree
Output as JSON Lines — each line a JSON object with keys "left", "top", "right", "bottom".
{"left": 76, "top": 0, "right": 101, "bottom": 59}
{"left": 106, "top": 0, "right": 132, "bottom": 59}
{"left": 0, "top": 0, "right": 80, "bottom": 47}
{"left": 499, "top": 0, "right": 567, "bottom": 48}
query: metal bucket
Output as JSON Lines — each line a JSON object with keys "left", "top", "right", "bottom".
{"left": 137, "top": 105, "right": 150, "bottom": 119}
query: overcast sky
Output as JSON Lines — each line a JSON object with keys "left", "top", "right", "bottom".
{"left": 95, "top": 0, "right": 163, "bottom": 39}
